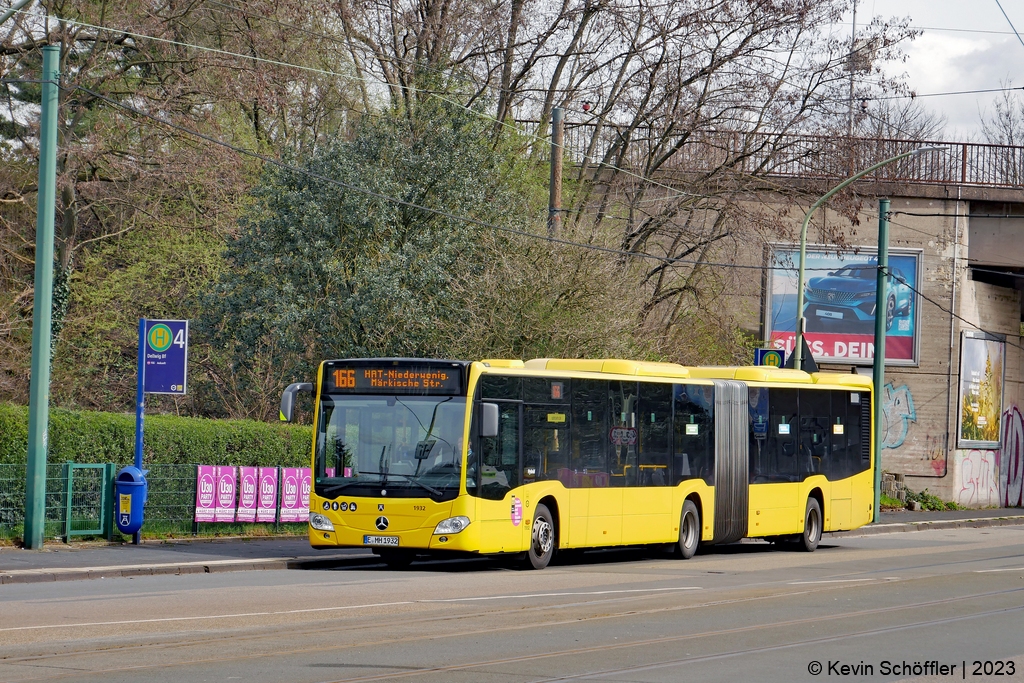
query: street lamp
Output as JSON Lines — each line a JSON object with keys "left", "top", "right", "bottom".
{"left": 791, "top": 146, "right": 943, "bottom": 370}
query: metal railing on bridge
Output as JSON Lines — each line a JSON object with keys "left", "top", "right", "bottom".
{"left": 517, "top": 120, "right": 1024, "bottom": 189}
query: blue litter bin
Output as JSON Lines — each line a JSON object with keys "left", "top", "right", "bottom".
{"left": 114, "top": 466, "right": 148, "bottom": 535}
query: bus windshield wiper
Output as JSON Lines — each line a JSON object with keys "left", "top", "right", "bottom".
{"left": 379, "top": 444, "right": 391, "bottom": 489}
{"left": 321, "top": 480, "right": 363, "bottom": 496}
{"left": 385, "top": 473, "right": 442, "bottom": 496}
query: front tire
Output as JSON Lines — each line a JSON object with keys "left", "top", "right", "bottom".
{"left": 800, "top": 498, "right": 822, "bottom": 552}
{"left": 885, "top": 294, "right": 896, "bottom": 331}
{"left": 677, "top": 500, "right": 701, "bottom": 559}
{"left": 525, "top": 504, "right": 555, "bottom": 569}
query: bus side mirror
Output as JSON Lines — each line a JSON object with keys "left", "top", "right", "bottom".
{"left": 280, "top": 382, "right": 313, "bottom": 422}
{"left": 480, "top": 402, "right": 499, "bottom": 438}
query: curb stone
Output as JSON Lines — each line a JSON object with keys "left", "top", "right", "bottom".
{"left": 3, "top": 519, "right": 1023, "bottom": 585}
{"left": 0, "top": 553, "right": 379, "bottom": 585}
{"left": 827, "top": 515, "right": 1024, "bottom": 538}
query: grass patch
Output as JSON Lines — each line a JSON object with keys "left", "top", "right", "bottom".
{"left": 906, "top": 488, "right": 962, "bottom": 511}
{"left": 880, "top": 494, "right": 904, "bottom": 509}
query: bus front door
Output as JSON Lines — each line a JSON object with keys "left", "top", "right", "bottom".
{"left": 477, "top": 402, "right": 528, "bottom": 554}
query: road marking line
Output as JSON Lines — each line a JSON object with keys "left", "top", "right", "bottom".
{"left": 0, "top": 601, "right": 415, "bottom": 632}
{"left": 975, "top": 567, "right": 1024, "bottom": 573}
{"left": 421, "top": 587, "right": 701, "bottom": 602}
{"left": 788, "top": 578, "right": 876, "bottom": 585}
{"left": 0, "top": 587, "right": 701, "bottom": 632}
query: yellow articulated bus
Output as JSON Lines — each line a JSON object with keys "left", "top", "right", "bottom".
{"left": 279, "top": 357, "right": 874, "bottom": 569}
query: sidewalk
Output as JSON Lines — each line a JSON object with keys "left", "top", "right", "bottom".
{"left": 0, "top": 537, "right": 377, "bottom": 584}
{"left": 1, "top": 508, "right": 1022, "bottom": 585}
{"left": 837, "top": 506, "right": 1024, "bottom": 537}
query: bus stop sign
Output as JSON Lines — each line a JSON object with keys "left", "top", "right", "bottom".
{"left": 754, "top": 348, "right": 785, "bottom": 368}
{"left": 143, "top": 319, "right": 188, "bottom": 394}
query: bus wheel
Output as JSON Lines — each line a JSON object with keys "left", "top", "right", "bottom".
{"left": 677, "top": 500, "right": 700, "bottom": 560}
{"left": 525, "top": 504, "right": 555, "bottom": 569}
{"left": 800, "top": 498, "right": 822, "bottom": 552}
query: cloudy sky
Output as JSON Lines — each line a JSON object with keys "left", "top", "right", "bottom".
{"left": 849, "top": 0, "right": 1024, "bottom": 140}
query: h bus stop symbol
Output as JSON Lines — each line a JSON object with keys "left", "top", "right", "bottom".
{"left": 755, "top": 348, "right": 785, "bottom": 367}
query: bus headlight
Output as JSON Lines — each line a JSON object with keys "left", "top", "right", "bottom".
{"left": 309, "top": 513, "right": 335, "bottom": 531}
{"left": 433, "top": 516, "right": 470, "bottom": 535}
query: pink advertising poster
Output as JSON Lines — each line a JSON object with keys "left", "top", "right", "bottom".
{"left": 256, "top": 467, "right": 279, "bottom": 523}
{"left": 279, "top": 467, "right": 308, "bottom": 523}
{"left": 194, "top": 465, "right": 216, "bottom": 522}
{"left": 214, "top": 466, "right": 238, "bottom": 522}
{"left": 299, "top": 467, "right": 311, "bottom": 522}
{"left": 236, "top": 466, "right": 258, "bottom": 523}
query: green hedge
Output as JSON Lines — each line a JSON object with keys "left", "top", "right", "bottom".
{"left": 0, "top": 404, "right": 312, "bottom": 467}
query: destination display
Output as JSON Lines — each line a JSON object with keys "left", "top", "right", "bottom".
{"left": 324, "top": 364, "right": 463, "bottom": 394}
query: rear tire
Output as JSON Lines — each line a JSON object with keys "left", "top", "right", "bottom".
{"left": 677, "top": 500, "right": 700, "bottom": 560}
{"left": 800, "top": 498, "right": 822, "bottom": 552}
{"left": 524, "top": 504, "right": 555, "bottom": 569}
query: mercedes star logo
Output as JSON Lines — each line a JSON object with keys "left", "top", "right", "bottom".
{"left": 375, "top": 516, "right": 389, "bottom": 531}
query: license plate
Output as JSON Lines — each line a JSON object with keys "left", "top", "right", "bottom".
{"left": 816, "top": 310, "right": 843, "bottom": 320}
{"left": 364, "top": 535, "right": 399, "bottom": 546}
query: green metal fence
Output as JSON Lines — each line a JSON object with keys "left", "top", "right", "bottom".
{"left": 0, "top": 463, "right": 67, "bottom": 540}
{"left": 64, "top": 463, "right": 114, "bottom": 539}
{"left": 0, "top": 463, "right": 295, "bottom": 542}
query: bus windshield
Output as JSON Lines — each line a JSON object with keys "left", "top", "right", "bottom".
{"left": 314, "top": 394, "right": 466, "bottom": 500}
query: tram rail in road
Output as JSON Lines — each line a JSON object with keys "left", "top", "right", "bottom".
{"left": 1, "top": 524, "right": 1024, "bottom": 683}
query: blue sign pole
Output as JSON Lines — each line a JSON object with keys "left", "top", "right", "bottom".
{"left": 133, "top": 318, "right": 146, "bottom": 545}
{"left": 135, "top": 319, "right": 146, "bottom": 471}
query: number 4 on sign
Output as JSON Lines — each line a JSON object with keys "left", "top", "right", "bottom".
{"left": 174, "top": 328, "right": 186, "bottom": 348}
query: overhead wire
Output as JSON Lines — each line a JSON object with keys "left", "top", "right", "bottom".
{"left": 2, "top": 4, "right": 703, "bottom": 203}
{"left": 994, "top": 0, "right": 1024, "bottom": 52}
{"left": 883, "top": 265, "right": 1024, "bottom": 352}
{"left": 12, "top": 5, "right": 1024, "bottom": 293}
{"left": 73, "top": 83, "right": 846, "bottom": 275}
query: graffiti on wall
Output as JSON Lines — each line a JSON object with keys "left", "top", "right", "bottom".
{"left": 1001, "top": 406, "right": 1024, "bottom": 507}
{"left": 954, "top": 449, "right": 1000, "bottom": 507}
{"left": 881, "top": 382, "right": 917, "bottom": 449}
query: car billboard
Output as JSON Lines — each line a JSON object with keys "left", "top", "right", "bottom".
{"left": 764, "top": 245, "right": 922, "bottom": 366}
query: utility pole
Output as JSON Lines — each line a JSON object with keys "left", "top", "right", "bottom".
{"left": 847, "top": 0, "right": 857, "bottom": 141}
{"left": 24, "top": 45, "right": 60, "bottom": 550}
{"left": 872, "top": 198, "right": 890, "bottom": 523}
{"left": 548, "top": 106, "right": 564, "bottom": 238}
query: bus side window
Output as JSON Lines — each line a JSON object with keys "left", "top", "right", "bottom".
{"left": 523, "top": 378, "right": 570, "bottom": 484}
{"left": 480, "top": 375, "right": 522, "bottom": 401}
{"left": 829, "top": 391, "right": 850, "bottom": 480}
{"left": 570, "top": 379, "right": 609, "bottom": 488}
{"left": 799, "top": 389, "right": 830, "bottom": 479}
{"left": 850, "top": 392, "right": 869, "bottom": 475}
{"left": 767, "top": 388, "right": 799, "bottom": 481}
{"left": 608, "top": 381, "right": 638, "bottom": 486}
{"left": 748, "top": 386, "right": 769, "bottom": 483}
{"left": 674, "top": 384, "right": 714, "bottom": 485}
{"left": 638, "top": 382, "right": 671, "bottom": 486}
